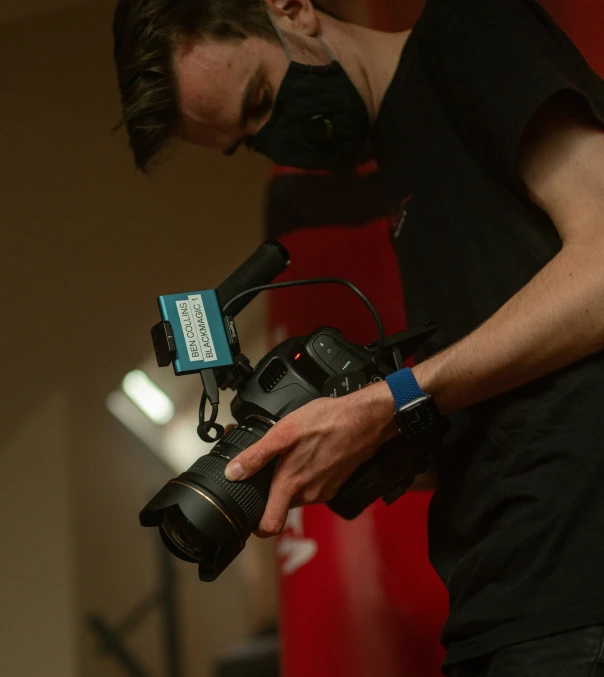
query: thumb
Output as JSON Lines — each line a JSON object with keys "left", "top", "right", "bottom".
{"left": 224, "top": 424, "right": 292, "bottom": 481}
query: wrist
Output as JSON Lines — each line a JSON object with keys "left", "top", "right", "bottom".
{"left": 363, "top": 379, "right": 399, "bottom": 442}
{"left": 410, "top": 362, "right": 447, "bottom": 413}
{"left": 410, "top": 362, "right": 432, "bottom": 393}
{"left": 386, "top": 367, "right": 450, "bottom": 446}
{"left": 385, "top": 367, "right": 429, "bottom": 410}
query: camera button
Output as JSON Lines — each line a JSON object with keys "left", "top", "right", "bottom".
{"left": 312, "top": 335, "right": 341, "bottom": 365}
{"left": 331, "top": 352, "right": 363, "bottom": 374}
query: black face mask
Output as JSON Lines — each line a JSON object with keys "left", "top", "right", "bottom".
{"left": 251, "top": 24, "right": 370, "bottom": 170}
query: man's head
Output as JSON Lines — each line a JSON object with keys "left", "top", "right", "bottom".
{"left": 114, "top": 0, "right": 339, "bottom": 172}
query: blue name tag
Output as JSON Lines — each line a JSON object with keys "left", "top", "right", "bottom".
{"left": 157, "top": 290, "right": 234, "bottom": 375}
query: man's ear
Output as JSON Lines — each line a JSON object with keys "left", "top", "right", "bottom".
{"left": 265, "top": 0, "right": 320, "bottom": 37}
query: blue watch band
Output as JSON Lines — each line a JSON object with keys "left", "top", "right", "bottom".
{"left": 385, "top": 368, "right": 427, "bottom": 411}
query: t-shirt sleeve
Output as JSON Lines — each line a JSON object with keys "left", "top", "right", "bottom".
{"left": 416, "top": 0, "right": 604, "bottom": 190}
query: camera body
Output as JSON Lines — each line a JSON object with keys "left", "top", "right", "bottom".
{"left": 227, "top": 326, "right": 432, "bottom": 520}
{"left": 140, "top": 242, "right": 443, "bottom": 581}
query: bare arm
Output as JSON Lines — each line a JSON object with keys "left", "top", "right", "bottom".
{"left": 225, "top": 96, "right": 604, "bottom": 536}
{"left": 412, "top": 93, "right": 604, "bottom": 413}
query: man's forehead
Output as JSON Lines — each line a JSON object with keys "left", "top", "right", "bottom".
{"left": 173, "top": 35, "right": 288, "bottom": 150}
{"left": 175, "top": 39, "right": 258, "bottom": 121}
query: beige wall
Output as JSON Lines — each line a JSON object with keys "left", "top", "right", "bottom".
{"left": 0, "top": 393, "right": 77, "bottom": 677}
{"left": 0, "top": 2, "right": 277, "bottom": 676}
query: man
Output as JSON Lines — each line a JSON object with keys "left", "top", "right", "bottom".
{"left": 113, "top": 1, "right": 604, "bottom": 674}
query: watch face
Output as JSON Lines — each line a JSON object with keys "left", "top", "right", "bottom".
{"left": 396, "top": 397, "right": 445, "bottom": 441}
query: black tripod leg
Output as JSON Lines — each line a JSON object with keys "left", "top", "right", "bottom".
{"left": 89, "top": 616, "right": 152, "bottom": 677}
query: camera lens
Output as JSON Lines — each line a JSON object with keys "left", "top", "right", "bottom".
{"left": 140, "top": 417, "right": 275, "bottom": 581}
{"left": 161, "top": 506, "right": 206, "bottom": 559}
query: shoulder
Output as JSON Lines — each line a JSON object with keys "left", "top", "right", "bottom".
{"left": 518, "top": 91, "right": 604, "bottom": 242}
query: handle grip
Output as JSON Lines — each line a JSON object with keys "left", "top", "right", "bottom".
{"left": 216, "top": 240, "right": 290, "bottom": 317}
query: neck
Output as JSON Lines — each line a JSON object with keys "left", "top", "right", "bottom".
{"left": 317, "top": 13, "right": 411, "bottom": 124}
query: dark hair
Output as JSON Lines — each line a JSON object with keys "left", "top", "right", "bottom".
{"left": 113, "top": 0, "right": 278, "bottom": 172}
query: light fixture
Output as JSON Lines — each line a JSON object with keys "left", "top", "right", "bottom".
{"left": 121, "top": 370, "right": 175, "bottom": 425}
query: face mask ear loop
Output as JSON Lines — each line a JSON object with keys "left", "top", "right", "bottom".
{"left": 316, "top": 34, "right": 336, "bottom": 62}
{"left": 266, "top": 9, "right": 336, "bottom": 64}
{"left": 266, "top": 11, "right": 293, "bottom": 61}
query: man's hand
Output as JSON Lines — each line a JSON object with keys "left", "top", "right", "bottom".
{"left": 224, "top": 380, "right": 397, "bottom": 537}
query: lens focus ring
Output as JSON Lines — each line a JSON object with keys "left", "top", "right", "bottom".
{"left": 187, "top": 454, "right": 266, "bottom": 527}
{"left": 221, "top": 427, "right": 262, "bottom": 452}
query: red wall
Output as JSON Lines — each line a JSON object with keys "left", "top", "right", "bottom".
{"left": 544, "top": 0, "right": 604, "bottom": 75}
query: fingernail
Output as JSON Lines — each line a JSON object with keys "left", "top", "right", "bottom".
{"left": 225, "top": 461, "right": 245, "bottom": 481}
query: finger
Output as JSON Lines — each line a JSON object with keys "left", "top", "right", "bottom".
{"left": 291, "top": 484, "right": 337, "bottom": 508}
{"left": 224, "top": 422, "right": 296, "bottom": 481}
{"left": 255, "top": 467, "right": 299, "bottom": 538}
{"left": 255, "top": 501, "right": 290, "bottom": 538}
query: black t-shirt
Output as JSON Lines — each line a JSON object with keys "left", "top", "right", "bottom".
{"left": 372, "top": 0, "right": 604, "bottom": 668}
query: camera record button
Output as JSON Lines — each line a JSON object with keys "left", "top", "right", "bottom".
{"left": 313, "top": 335, "right": 341, "bottom": 365}
{"left": 331, "top": 351, "right": 363, "bottom": 374}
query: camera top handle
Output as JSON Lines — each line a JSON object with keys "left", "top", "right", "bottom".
{"left": 216, "top": 240, "right": 291, "bottom": 318}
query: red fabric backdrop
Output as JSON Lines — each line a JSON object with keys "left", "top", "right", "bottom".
{"left": 545, "top": 0, "right": 604, "bottom": 75}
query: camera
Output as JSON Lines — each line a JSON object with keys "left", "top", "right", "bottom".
{"left": 140, "top": 241, "right": 443, "bottom": 581}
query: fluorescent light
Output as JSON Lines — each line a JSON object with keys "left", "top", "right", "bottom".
{"left": 106, "top": 390, "right": 165, "bottom": 455}
{"left": 121, "top": 370, "right": 175, "bottom": 425}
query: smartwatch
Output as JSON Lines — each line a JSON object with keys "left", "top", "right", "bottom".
{"left": 385, "top": 368, "right": 449, "bottom": 446}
